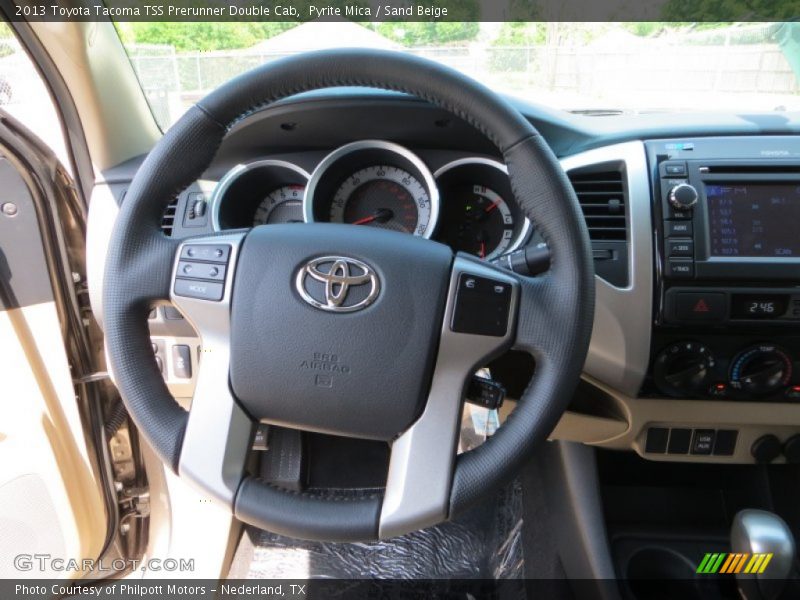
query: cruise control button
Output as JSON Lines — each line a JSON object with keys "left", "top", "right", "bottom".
{"left": 675, "top": 292, "right": 726, "bottom": 322}
{"left": 174, "top": 278, "right": 224, "bottom": 301}
{"left": 180, "top": 244, "right": 230, "bottom": 263}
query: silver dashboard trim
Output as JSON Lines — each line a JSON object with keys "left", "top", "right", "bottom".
{"left": 210, "top": 159, "right": 310, "bottom": 231}
{"left": 379, "top": 255, "right": 518, "bottom": 539}
{"left": 559, "top": 141, "right": 653, "bottom": 397}
{"left": 303, "top": 140, "right": 441, "bottom": 239}
{"left": 170, "top": 232, "right": 252, "bottom": 506}
{"left": 433, "top": 156, "right": 533, "bottom": 258}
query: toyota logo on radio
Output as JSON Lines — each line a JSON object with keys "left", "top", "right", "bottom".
{"left": 295, "top": 256, "right": 380, "bottom": 313}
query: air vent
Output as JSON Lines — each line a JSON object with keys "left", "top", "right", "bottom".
{"left": 568, "top": 169, "right": 627, "bottom": 241}
{"left": 161, "top": 198, "right": 179, "bottom": 236}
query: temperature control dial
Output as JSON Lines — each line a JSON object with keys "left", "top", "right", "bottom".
{"left": 654, "top": 341, "right": 715, "bottom": 397}
{"left": 729, "top": 344, "right": 792, "bottom": 396}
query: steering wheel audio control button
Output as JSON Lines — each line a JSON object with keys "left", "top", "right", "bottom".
{"left": 177, "top": 260, "right": 226, "bottom": 281}
{"left": 180, "top": 244, "right": 230, "bottom": 263}
{"left": 174, "top": 278, "right": 224, "bottom": 301}
{"left": 451, "top": 273, "right": 512, "bottom": 337}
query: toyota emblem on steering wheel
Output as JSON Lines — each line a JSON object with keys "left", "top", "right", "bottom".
{"left": 295, "top": 256, "right": 381, "bottom": 313}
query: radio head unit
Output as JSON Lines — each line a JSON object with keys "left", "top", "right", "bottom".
{"left": 658, "top": 160, "right": 800, "bottom": 281}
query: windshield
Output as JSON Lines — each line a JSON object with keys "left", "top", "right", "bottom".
{"left": 117, "top": 21, "right": 800, "bottom": 130}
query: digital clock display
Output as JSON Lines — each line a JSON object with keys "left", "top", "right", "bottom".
{"left": 730, "top": 294, "right": 789, "bottom": 319}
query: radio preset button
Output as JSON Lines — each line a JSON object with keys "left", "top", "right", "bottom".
{"left": 665, "top": 259, "right": 694, "bottom": 279}
{"left": 668, "top": 240, "right": 694, "bottom": 257}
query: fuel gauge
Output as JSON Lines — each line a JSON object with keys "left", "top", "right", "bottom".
{"left": 440, "top": 184, "right": 515, "bottom": 259}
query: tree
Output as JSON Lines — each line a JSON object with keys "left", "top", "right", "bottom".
{"left": 374, "top": 22, "right": 480, "bottom": 46}
{"left": 662, "top": 0, "right": 800, "bottom": 21}
{"left": 117, "top": 22, "right": 298, "bottom": 52}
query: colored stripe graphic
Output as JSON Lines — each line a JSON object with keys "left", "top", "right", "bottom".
{"left": 719, "top": 553, "right": 736, "bottom": 574}
{"left": 745, "top": 554, "right": 760, "bottom": 574}
{"left": 759, "top": 554, "right": 773, "bottom": 574}
{"left": 733, "top": 553, "right": 750, "bottom": 574}
{"left": 711, "top": 553, "right": 726, "bottom": 573}
{"left": 697, "top": 554, "right": 713, "bottom": 573}
{"left": 697, "top": 553, "right": 774, "bottom": 575}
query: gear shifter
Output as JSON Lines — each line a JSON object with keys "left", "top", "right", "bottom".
{"left": 731, "top": 509, "right": 796, "bottom": 600}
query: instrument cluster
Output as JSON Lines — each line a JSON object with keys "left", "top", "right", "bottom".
{"left": 212, "top": 140, "right": 533, "bottom": 261}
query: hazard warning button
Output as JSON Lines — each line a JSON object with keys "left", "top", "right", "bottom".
{"left": 675, "top": 292, "right": 727, "bottom": 322}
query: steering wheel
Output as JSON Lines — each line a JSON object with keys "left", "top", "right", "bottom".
{"left": 103, "top": 49, "right": 594, "bottom": 542}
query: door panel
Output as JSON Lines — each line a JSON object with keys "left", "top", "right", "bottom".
{"left": 0, "top": 131, "right": 106, "bottom": 578}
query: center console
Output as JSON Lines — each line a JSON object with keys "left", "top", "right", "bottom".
{"left": 599, "top": 137, "right": 800, "bottom": 466}
{"left": 644, "top": 137, "right": 800, "bottom": 405}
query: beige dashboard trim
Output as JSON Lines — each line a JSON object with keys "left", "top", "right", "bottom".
{"left": 28, "top": 21, "right": 161, "bottom": 171}
{"left": 549, "top": 375, "right": 800, "bottom": 464}
{"left": 560, "top": 141, "right": 653, "bottom": 397}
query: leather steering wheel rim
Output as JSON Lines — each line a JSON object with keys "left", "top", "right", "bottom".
{"left": 103, "top": 49, "right": 594, "bottom": 542}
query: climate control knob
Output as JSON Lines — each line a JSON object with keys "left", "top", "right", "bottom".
{"left": 729, "top": 344, "right": 792, "bottom": 396}
{"left": 654, "top": 341, "right": 715, "bottom": 397}
{"left": 668, "top": 183, "right": 699, "bottom": 210}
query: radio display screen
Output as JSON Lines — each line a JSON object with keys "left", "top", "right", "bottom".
{"left": 706, "top": 182, "right": 800, "bottom": 257}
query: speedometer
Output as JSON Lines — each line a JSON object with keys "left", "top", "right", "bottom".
{"left": 305, "top": 141, "right": 440, "bottom": 238}
{"left": 329, "top": 166, "right": 431, "bottom": 235}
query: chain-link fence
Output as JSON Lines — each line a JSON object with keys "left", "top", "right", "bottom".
{"left": 0, "top": 37, "right": 69, "bottom": 168}
{"left": 125, "top": 26, "right": 799, "bottom": 129}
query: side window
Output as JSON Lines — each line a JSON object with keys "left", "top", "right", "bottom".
{"left": 0, "top": 22, "right": 70, "bottom": 171}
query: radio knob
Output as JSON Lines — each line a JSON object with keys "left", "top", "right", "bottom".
{"left": 669, "top": 183, "right": 699, "bottom": 210}
{"left": 653, "top": 341, "right": 715, "bottom": 397}
{"left": 729, "top": 344, "right": 793, "bottom": 396}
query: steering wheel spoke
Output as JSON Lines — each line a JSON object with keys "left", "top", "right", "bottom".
{"left": 169, "top": 232, "right": 253, "bottom": 505}
{"left": 379, "top": 254, "right": 519, "bottom": 538}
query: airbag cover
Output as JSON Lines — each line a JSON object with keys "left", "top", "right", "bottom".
{"left": 229, "top": 224, "right": 452, "bottom": 440}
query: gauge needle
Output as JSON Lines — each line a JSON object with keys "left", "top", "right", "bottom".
{"left": 484, "top": 200, "right": 501, "bottom": 213}
{"left": 351, "top": 208, "right": 393, "bottom": 225}
{"left": 477, "top": 230, "right": 487, "bottom": 259}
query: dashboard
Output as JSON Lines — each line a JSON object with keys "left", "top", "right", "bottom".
{"left": 211, "top": 140, "right": 534, "bottom": 261}
{"left": 90, "top": 91, "right": 800, "bottom": 468}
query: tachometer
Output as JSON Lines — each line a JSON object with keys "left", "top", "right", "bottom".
{"left": 330, "top": 165, "right": 431, "bottom": 235}
{"left": 211, "top": 159, "right": 309, "bottom": 230}
{"left": 253, "top": 184, "right": 305, "bottom": 225}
